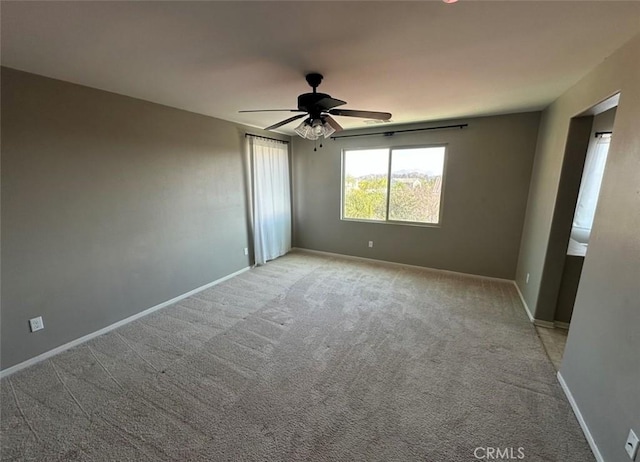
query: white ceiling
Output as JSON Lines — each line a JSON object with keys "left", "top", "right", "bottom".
{"left": 2, "top": 1, "right": 639, "bottom": 134}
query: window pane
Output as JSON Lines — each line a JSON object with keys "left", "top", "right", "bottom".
{"left": 343, "top": 149, "right": 389, "bottom": 221}
{"left": 388, "top": 147, "right": 445, "bottom": 224}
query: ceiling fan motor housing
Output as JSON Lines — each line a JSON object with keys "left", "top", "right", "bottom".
{"left": 298, "top": 93, "right": 331, "bottom": 115}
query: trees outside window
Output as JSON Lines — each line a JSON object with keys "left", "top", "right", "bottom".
{"left": 342, "top": 146, "right": 445, "bottom": 225}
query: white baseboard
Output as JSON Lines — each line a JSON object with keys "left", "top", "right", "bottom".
{"left": 557, "top": 372, "right": 604, "bottom": 462}
{"left": 0, "top": 266, "right": 251, "bottom": 379}
{"left": 512, "top": 281, "right": 570, "bottom": 329}
{"left": 292, "top": 247, "right": 513, "bottom": 284}
{"left": 513, "top": 281, "right": 536, "bottom": 322}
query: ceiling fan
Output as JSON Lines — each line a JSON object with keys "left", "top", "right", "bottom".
{"left": 240, "top": 73, "right": 392, "bottom": 140}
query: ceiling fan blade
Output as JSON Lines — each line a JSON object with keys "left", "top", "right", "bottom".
{"left": 328, "top": 109, "right": 392, "bottom": 120}
{"left": 316, "top": 97, "right": 347, "bottom": 111}
{"left": 239, "top": 109, "right": 304, "bottom": 113}
{"left": 323, "top": 115, "right": 343, "bottom": 132}
{"left": 264, "top": 113, "right": 307, "bottom": 131}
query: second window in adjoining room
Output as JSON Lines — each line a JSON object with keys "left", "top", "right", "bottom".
{"left": 342, "top": 146, "right": 446, "bottom": 225}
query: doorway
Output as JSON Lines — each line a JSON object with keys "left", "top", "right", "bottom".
{"left": 536, "top": 94, "right": 618, "bottom": 369}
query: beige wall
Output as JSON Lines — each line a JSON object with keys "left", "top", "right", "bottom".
{"left": 0, "top": 68, "right": 289, "bottom": 370}
{"left": 515, "top": 33, "right": 640, "bottom": 460}
{"left": 292, "top": 112, "right": 540, "bottom": 279}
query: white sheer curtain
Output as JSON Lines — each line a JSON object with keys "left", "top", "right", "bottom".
{"left": 573, "top": 135, "right": 610, "bottom": 232}
{"left": 249, "top": 136, "right": 291, "bottom": 266}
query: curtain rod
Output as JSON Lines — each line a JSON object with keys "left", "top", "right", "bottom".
{"left": 245, "top": 133, "right": 289, "bottom": 144}
{"left": 594, "top": 131, "right": 612, "bottom": 138}
{"left": 330, "top": 123, "right": 468, "bottom": 140}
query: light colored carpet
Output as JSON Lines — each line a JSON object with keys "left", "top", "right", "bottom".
{"left": 1, "top": 251, "right": 593, "bottom": 461}
{"left": 535, "top": 326, "right": 569, "bottom": 371}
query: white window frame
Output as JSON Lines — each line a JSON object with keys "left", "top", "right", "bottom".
{"left": 340, "top": 144, "right": 447, "bottom": 227}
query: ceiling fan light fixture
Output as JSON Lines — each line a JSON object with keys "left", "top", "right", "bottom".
{"left": 294, "top": 118, "right": 335, "bottom": 140}
{"left": 294, "top": 120, "right": 319, "bottom": 140}
{"left": 320, "top": 119, "right": 336, "bottom": 138}
{"left": 312, "top": 119, "right": 324, "bottom": 137}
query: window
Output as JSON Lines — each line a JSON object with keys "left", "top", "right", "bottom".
{"left": 342, "top": 146, "right": 446, "bottom": 225}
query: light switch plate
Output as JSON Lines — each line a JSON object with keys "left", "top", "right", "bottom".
{"left": 29, "top": 316, "right": 44, "bottom": 332}
{"left": 626, "top": 429, "right": 639, "bottom": 460}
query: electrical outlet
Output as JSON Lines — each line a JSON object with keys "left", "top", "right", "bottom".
{"left": 243, "top": 247, "right": 249, "bottom": 256}
{"left": 29, "top": 316, "right": 44, "bottom": 332}
{"left": 368, "top": 241, "right": 374, "bottom": 248}
{"left": 526, "top": 273, "right": 530, "bottom": 284}
{"left": 626, "top": 429, "right": 639, "bottom": 460}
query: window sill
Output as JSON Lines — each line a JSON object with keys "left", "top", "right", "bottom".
{"left": 340, "top": 217, "right": 441, "bottom": 229}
